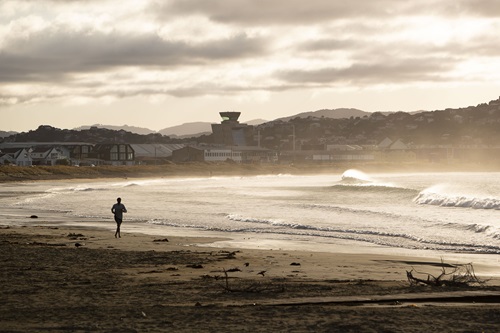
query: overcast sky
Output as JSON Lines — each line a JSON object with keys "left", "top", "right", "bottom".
{"left": 1, "top": 0, "right": 500, "bottom": 132}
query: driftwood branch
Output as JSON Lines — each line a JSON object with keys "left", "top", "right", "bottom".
{"left": 218, "top": 268, "right": 285, "bottom": 293}
{"left": 406, "top": 259, "right": 485, "bottom": 287}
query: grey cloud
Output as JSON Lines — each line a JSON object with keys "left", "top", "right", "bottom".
{"left": 300, "top": 39, "right": 361, "bottom": 52}
{"left": 469, "top": 0, "right": 500, "bottom": 16}
{"left": 0, "top": 82, "right": 248, "bottom": 106}
{"left": 0, "top": 55, "right": 462, "bottom": 107}
{"left": 152, "top": 0, "right": 412, "bottom": 25}
{"left": 430, "top": 0, "right": 500, "bottom": 17}
{"left": 0, "top": 80, "right": 303, "bottom": 106}
{"left": 151, "top": 0, "right": 500, "bottom": 26}
{"left": 0, "top": 30, "right": 268, "bottom": 83}
{"left": 277, "top": 58, "right": 454, "bottom": 85}
{"left": 298, "top": 30, "right": 500, "bottom": 61}
{"left": 431, "top": 44, "right": 500, "bottom": 59}
{"left": 166, "top": 82, "right": 307, "bottom": 97}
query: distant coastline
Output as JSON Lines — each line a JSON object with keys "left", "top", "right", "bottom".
{"left": 1, "top": 161, "right": 499, "bottom": 183}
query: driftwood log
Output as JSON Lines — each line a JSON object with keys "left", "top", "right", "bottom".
{"left": 406, "top": 260, "right": 485, "bottom": 287}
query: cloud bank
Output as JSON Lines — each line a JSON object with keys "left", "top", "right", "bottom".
{"left": 1, "top": 0, "right": 500, "bottom": 125}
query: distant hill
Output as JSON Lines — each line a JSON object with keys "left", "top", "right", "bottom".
{"left": 0, "top": 130, "right": 17, "bottom": 138}
{"left": 3, "top": 125, "right": 180, "bottom": 144}
{"left": 245, "top": 119, "right": 268, "bottom": 126}
{"left": 158, "top": 122, "right": 212, "bottom": 137}
{"left": 277, "top": 108, "right": 372, "bottom": 121}
{"left": 159, "top": 119, "right": 268, "bottom": 138}
{"left": 74, "top": 124, "right": 156, "bottom": 135}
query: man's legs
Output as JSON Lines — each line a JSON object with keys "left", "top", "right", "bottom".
{"left": 115, "top": 222, "right": 121, "bottom": 238}
{"left": 114, "top": 217, "right": 122, "bottom": 238}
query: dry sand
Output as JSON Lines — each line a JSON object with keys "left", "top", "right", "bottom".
{"left": 1, "top": 224, "right": 500, "bottom": 332}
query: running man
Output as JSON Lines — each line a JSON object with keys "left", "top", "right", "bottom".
{"left": 111, "top": 197, "right": 127, "bottom": 238}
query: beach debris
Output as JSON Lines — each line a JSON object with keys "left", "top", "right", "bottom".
{"left": 74, "top": 242, "right": 83, "bottom": 247}
{"left": 187, "top": 264, "right": 204, "bottom": 269}
{"left": 219, "top": 268, "right": 284, "bottom": 293}
{"left": 25, "top": 241, "right": 66, "bottom": 247}
{"left": 29, "top": 215, "right": 38, "bottom": 218}
{"left": 195, "top": 302, "right": 202, "bottom": 306}
{"left": 67, "top": 233, "right": 86, "bottom": 240}
{"left": 405, "top": 304, "right": 418, "bottom": 308}
{"left": 214, "top": 250, "right": 238, "bottom": 260}
{"left": 290, "top": 262, "right": 301, "bottom": 266}
{"left": 141, "top": 311, "right": 147, "bottom": 317}
{"left": 166, "top": 267, "right": 178, "bottom": 271}
{"left": 257, "top": 270, "right": 266, "bottom": 276}
{"left": 153, "top": 238, "right": 169, "bottom": 242}
{"left": 140, "top": 270, "right": 162, "bottom": 274}
{"left": 201, "top": 274, "right": 221, "bottom": 280}
{"left": 226, "top": 267, "right": 241, "bottom": 272}
{"left": 244, "top": 262, "right": 250, "bottom": 267}
{"left": 406, "top": 260, "right": 485, "bottom": 287}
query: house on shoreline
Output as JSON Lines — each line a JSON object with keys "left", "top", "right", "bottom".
{"left": 0, "top": 148, "right": 32, "bottom": 166}
{"left": 172, "top": 145, "right": 277, "bottom": 163}
{"left": 0, "top": 142, "right": 133, "bottom": 166}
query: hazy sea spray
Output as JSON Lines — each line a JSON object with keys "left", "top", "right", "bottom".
{"left": 414, "top": 184, "right": 500, "bottom": 209}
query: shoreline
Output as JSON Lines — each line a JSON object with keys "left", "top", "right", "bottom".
{"left": 1, "top": 224, "right": 500, "bottom": 332}
{"left": 3, "top": 201, "right": 500, "bottom": 275}
{"left": 2, "top": 223, "right": 500, "bottom": 285}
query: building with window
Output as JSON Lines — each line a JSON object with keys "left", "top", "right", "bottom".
{"left": 0, "top": 142, "right": 94, "bottom": 166}
{"left": 211, "top": 111, "right": 255, "bottom": 146}
{"left": 31, "top": 146, "right": 67, "bottom": 165}
{"left": 90, "top": 144, "right": 135, "bottom": 165}
{"left": 0, "top": 148, "right": 32, "bottom": 166}
{"left": 131, "top": 144, "right": 185, "bottom": 164}
{"left": 172, "top": 145, "right": 276, "bottom": 163}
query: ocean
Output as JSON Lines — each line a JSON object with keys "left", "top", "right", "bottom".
{"left": 2, "top": 169, "right": 500, "bottom": 263}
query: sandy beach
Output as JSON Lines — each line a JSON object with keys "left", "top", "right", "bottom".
{"left": 1, "top": 221, "right": 500, "bottom": 332}
{"left": 2, "top": 169, "right": 500, "bottom": 332}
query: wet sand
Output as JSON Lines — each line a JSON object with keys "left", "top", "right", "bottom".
{"left": 1, "top": 224, "right": 500, "bottom": 332}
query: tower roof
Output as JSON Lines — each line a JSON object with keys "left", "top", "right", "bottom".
{"left": 219, "top": 111, "right": 240, "bottom": 123}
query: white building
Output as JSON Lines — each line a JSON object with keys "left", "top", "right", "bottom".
{"left": 204, "top": 148, "right": 242, "bottom": 162}
{"left": 0, "top": 148, "right": 32, "bottom": 166}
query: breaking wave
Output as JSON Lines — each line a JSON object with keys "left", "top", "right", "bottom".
{"left": 340, "top": 169, "right": 373, "bottom": 184}
{"left": 337, "top": 169, "right": 418, "bottom": 195}
{"left": 414, "top": 191, "right": 500, "bottom": 210}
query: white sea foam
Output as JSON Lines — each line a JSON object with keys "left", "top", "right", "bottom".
{"left": 415, "top": 191, "right": 500, "bottom": 209}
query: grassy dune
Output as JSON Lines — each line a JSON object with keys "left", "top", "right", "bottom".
{"left": 0, "top": 161, "right": 497, "bottom": 182}
{"left": 0, "top": 163, "right": 325, "bottom": 182}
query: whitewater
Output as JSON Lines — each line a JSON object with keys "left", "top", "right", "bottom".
{"left": 2, "top": 170, "right": 500, "bottom": 262}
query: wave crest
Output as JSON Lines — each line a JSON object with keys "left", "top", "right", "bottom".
{"left": 414, "top": 192, "right": 500, "bottom": 210}
{"left": 341, "top": 169, "right": 372, "bottom": 184}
